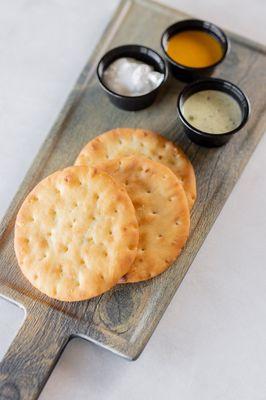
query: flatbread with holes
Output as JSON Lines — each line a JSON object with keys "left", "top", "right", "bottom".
{"left": 75, "top": 128, "right": 196, "bottom": 209}
{"left": 95, "top": 156, "right": 190, "bottom": 283}
{"left": 14, "top": 166, "right": 139, "bottom": 301}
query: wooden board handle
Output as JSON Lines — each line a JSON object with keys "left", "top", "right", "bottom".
{"left": 0, "top": 310, "right": 70, "bottom": 400}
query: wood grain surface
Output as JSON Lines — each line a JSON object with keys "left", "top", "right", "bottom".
{"left": 0, "top": 0, "right": 265, "bottom": 398}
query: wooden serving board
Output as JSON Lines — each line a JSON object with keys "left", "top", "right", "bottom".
{"left": 0, "top": 0, "right": 265, "bottom": 398}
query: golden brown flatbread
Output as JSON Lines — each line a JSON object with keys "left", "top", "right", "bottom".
{"left": 95, "top": 156, "right": 190, "bottom": 283}
{"left": 75, "top": 128, "right": 196, "bottom": 209}
{"left": 14, "top": 166, "right": 139, "bottom": 301}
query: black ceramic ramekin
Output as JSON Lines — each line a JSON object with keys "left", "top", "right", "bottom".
{"left": 161, "top": 19, "right": 229, "bottom": 82}
{"left": 177, "top": 78, "right": 250, "bottom": 147}
{"left": 97, "top": 44, "right": 167, "bottom": 111}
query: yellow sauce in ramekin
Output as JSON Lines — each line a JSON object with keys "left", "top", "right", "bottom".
{"left": 166, "top": 30, "right": 223, "bottom": 68}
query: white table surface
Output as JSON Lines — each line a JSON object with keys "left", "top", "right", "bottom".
{"left": 0, "top": 1, "right": 266, "bottom": 399}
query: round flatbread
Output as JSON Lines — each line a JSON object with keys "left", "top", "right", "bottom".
{"left": 14, "top": 166, "right": 139, "bottom": 301}
{"left": 75, "top": 128, "right": 196, "bottom": 209}
{"left": 95, "top": 156, "right": 190, "bottom": 283}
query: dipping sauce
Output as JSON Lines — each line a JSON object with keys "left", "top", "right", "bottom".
{"left": 182, "top": 90, "right": 242, "bottom": 134}
{"left": 103, "top": 57, "right": 164, "bottom": 96}
{"left": 166, "top": 30, "right": 223, "bottom": 68}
